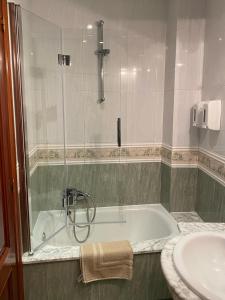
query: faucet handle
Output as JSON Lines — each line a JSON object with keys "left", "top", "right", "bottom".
{"left": 76, "top": 191, "right": 90, "bottom": 200}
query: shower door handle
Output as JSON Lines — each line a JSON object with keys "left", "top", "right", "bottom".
{"left": 117, "top": 118, "right": 121, "bottom": 147}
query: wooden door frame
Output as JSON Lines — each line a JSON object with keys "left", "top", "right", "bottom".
{"left": 0, "top": 0, "right": 24, "bottom": 298}
{"left": 8, "top": 2, "right": 31, "bottom": 253}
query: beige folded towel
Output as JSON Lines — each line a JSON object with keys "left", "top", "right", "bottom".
{"left": 80, "top": 240, "right": 133, "bottom": 283}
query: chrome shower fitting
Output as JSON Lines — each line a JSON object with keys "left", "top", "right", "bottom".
{"left": 63, "top": 188, "right": 96, "bottom": 243}
{"left": 58, "top": 54, "right": 71, "bottom": 66}
{"left": 95, "top": 20, "right": 110, "bottom": 103}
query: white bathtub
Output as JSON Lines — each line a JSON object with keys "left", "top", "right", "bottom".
{"left": 31, "top": 204, "right": 179, "bottom": 250}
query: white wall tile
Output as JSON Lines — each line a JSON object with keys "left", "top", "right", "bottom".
{"left": 199, "top": 0, "right": 225, "bottom": 157}
{"left": 18, "top": 0, "right": 208, "bottom": 150}
{"left": 173, "top": 90, "right": 201, "bottom": 147}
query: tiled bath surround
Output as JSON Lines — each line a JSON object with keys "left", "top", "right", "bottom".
{"left": 29, "top": 144, "right": 225, "bottom": 221}
{"left": 196, "top": 170, "right": 225, "bottom": 222}
{"left": 30, "top": 162, "right": 161, "bottom": 211}
{"left": 23, "top": 213, "right": 203, "bottom": 300}
{"left": 161, "top": 164, "right": 198, "bottom": 212}
{"left": 23, "top": 253, "right": 170, "bottom": 300}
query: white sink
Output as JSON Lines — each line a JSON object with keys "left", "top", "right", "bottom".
{"left": 173, "top": 232, "right": 225, "bottom": 300}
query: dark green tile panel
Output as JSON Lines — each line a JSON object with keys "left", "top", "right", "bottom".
{"left": 31, "top": 161, "right": 200, "bottom": 214}
{"left": 170, "top": 168, "right": 197, "bottom": 211}
{"left": 160, "top": 163, "right": 171, "bottom": 211}
{"left": 31, "top": 162, "right": 161, "bottom": 211}
{"left": 74, "top": 163, "right": 162, "bottom": 207}
{"left": 30, "top": 165, "right": 66, "bottom": 212}
{"left": 160, "top": 163, "right": 197, "bottom": 212}
{"left": 23, "top": 253, "right": 171, "bottom": 300}
{"left": 196, "top": 169, "right": 225, "bottom": 222}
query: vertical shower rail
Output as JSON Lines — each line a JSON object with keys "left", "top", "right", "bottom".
{"left": 95, "top": 20, "right": 110, "bottom": 103}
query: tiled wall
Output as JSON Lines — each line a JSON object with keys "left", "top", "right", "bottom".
{"left": 18, "top": 0, "right": 168, "bottom": 151}
{"left": 163, "top": 0, "right": 205, "bottom": 149}
{"left": 17, "top": 0, "right": 225, "bottom": 222}
{"left": 18, "top": 0, "right": 212, "bottom": 223}
{"left": 62, "top": 0, "right": 167, "bottom": 147}
{"left": 18, "top": 0, "right": 206, "bottom": 154}
{"left": 161, "top": 163, "right": 198, "bottom": 212}
{"left": 196, "top": 169, "right": 225, "bottom": 222}
{"left": 30, "top": 162, "right": 161, "bottom": 214}
{"left": 195, "top": 0, "right": 225, "bottom": 220}
{"left": 29, "top": 145, "right": 202, "bottom": 218}
{"left": 199, "top": 0, "right": 225, "bottom": 157}
{"left": 30, "top": 145, "right": 225, "bottom": 218}
{"left": 23, "top": 253, "right": 171, "bottom": 300}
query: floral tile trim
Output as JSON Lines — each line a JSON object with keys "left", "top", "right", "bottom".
{"left": 161, "top": 147, "right": 198, "bottom": 166}
{"left": 28, "top": 145, "right": 225, "bottom": 185}
{"left": 171, "top": 150, "right": 198, "bottom": 165}
{"left": 29, "top": 146, "right": 198, "bottom": 166}
{"left": 29, "top": 146, "right": 162, "bottom": 165}
{"left": 198, "top": 151, "right": 225, "bottom": 183}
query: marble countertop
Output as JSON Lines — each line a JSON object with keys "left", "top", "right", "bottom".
{"left": 22, "top": 212, "right": 203, "bottom": 265}
{"left": 161, "top": 222, "right": 225, "bottom": 300}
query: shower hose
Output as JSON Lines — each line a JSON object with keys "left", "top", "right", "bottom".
{"left": 68, "top": 195, "right": 96, "bottom": 243}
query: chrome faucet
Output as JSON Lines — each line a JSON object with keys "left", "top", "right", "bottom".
{"left": 62, "top": 188, "right": 90, "bottom": 207}
{"left": 62, "top": 187, "right": 96, "bottom": 243}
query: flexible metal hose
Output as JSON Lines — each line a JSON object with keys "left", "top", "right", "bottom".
{"left": 68, "top": 195, "right": 96, "bottom": 243}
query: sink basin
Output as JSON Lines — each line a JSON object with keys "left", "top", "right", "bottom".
{"left": 173, "top": 232, "right": 225, "bottom": 300}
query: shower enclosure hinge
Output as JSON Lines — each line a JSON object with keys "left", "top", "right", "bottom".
{"left": 58, "top": 54, "right": 71, "bottom": 66}
{"left": 1, "top": 17, "right": 5, "bottom": 32}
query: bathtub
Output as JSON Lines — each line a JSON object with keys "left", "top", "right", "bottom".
{"left": 29, "top": 204, "right": 179, "bottom": 259}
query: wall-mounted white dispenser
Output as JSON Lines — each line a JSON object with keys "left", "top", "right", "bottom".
{"left": 192, "top": 100, "right": 221, "bottom": 131}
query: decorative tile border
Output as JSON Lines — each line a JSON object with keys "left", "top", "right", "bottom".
{"left": 161, "top": 146, "right": 198, "bottom": 167}
{"left": 29, "top": 145, "right": 162, "bottom": 173}
{"left": 28, "top": 144, "right": 225, "bottom": 185}
{"left": 198, "top": 149, "right": 225, "bottom": 186}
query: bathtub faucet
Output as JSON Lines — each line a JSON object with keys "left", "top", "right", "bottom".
{"left": 63, "top": 187, "right": 96, "bottom": 243}
{"left": 62, "top": 188, "right": 90, "bottom": 207}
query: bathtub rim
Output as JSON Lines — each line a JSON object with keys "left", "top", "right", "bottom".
{"left": 23, "top": 203, "right": 180, "bottom": 265}
{"left": 32, "top": 203, "right": 179, "bottom": 248}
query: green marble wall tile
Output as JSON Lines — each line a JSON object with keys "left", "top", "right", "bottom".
{"left": 30, "top": 162, "right": 162, "bottom": 213}
{"left": 29, "top": 169, "right": 43, "bottom": 229}
{"left": 170, "top": 168, "right": 197, "bottom": 212}
{"left": 160, "top": 163, "right": 198, "bottom": 212}
{"left": 215, "top": 181, "right": 225, "bottom": 222}
{"left": 31, "top": 162, "right": 199, "bottom": 215}
{"left": 160, "top": 163, "right": 171, "bottom": 211}
{"left": 30, "top": 165, "right": 66, "bottom": 212}
{"left": 23, "top": 253, "right": 171, "bottom": 300}
{"left": 195, "top": 169, "right": 225, "bottom": 222}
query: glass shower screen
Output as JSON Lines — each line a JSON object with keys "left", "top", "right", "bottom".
{"left": 62, "top": 22, "right": 128, "bottom": 234}
{"left": 20, "top": 8, "right": 67, "bottom": 251}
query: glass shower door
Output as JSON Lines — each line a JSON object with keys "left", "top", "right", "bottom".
{"left": 20, "top": 9, "right": 67, "bottom": 251}
{"left": 61, "top": 21, "right": 128, "bottom": 244}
